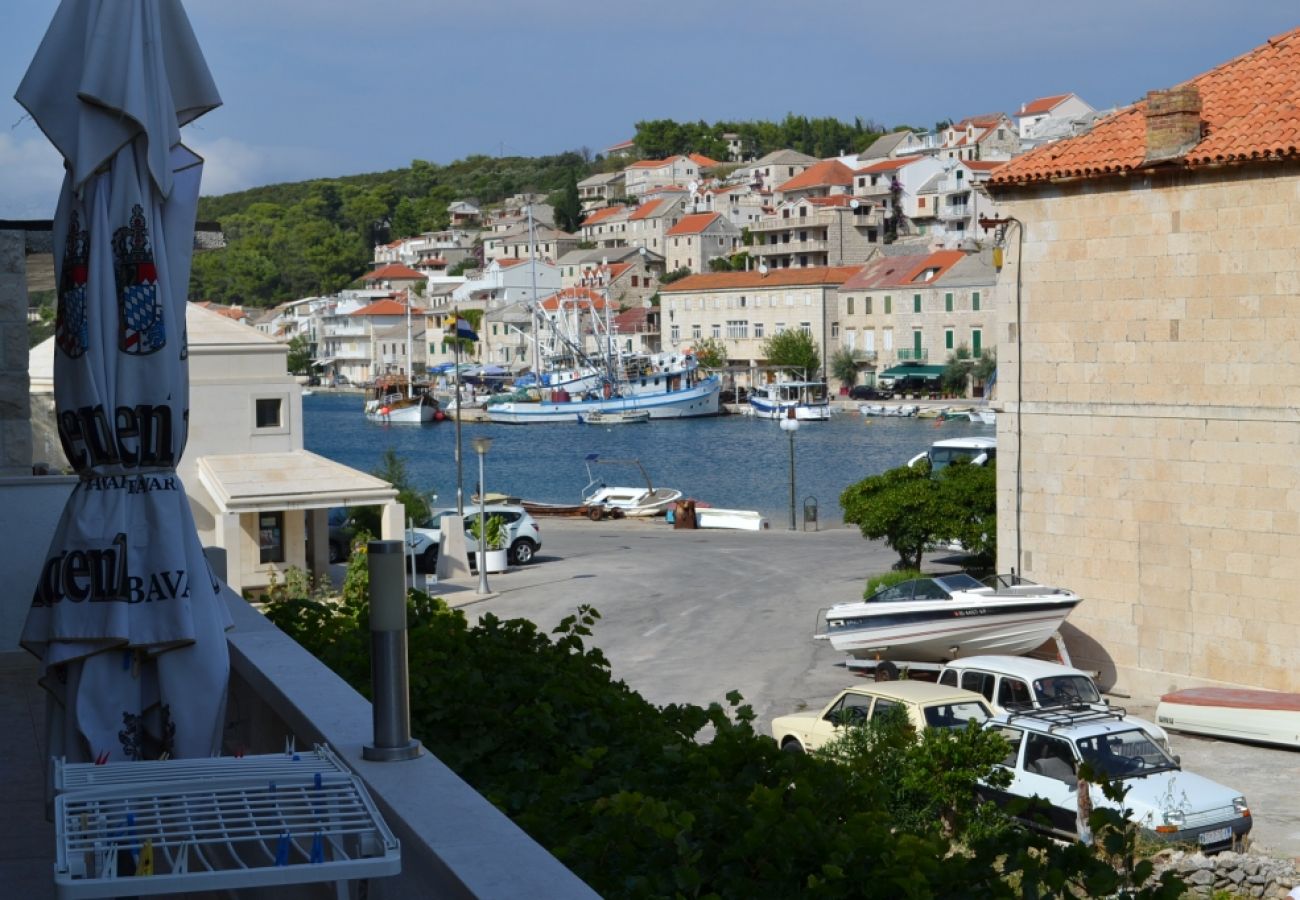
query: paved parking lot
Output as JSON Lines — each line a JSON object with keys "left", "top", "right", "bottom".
{"left": 430, "top": 518, "right": 1300, "bottom": 860}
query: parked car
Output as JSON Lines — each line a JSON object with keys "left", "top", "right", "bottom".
{"left": 328, "top": 508, "right": 356, "bottom": 564}
{"left": 770, "top": 681, "right": 994, "bottom": 754}
{"left": 937, "top": 655, "right": 1171, "bottom": 751}
{"left": 848, "top": 385, "right": 886, "bottom": 401}
{"left": 407, "top": 505, "right": 542, "bottom": 573}
{"left": 981, "top": 705, "right": 1251, "bottom": 852}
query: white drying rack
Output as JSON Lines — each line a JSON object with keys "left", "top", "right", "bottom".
{"left": 53, "top": 744, "right": 400, "bottom": 899}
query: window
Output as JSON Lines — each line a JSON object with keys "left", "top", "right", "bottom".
{"left": 846, "top": 296, "right": 854, "bottom": 315}
{"left": 884, "top": 295, "right": 892, "bottom": 314}
{"left": 786, "top": 294, "right": 795, "bottom": 307}
{"left": 945, "top": 292, "right": 953, "bottom": 312}
{"left": 990, "top": 726, "right": 1024, "bottom": 768}
{"left": 255, "top": 398, "right": 282, "bottom": 429}
{"left": 1024, "top": 734, "right": 1077, "bottom": 784}
{"left": 831, "top": 321, "right": 839, "bottom": 338}
{"left": 945, "top": 329, "right": 954, "bottom": 350}
{"left": 882, "top": 328, "right": 893, "bottom": 351}
{"left": 775, "top": 321, "right": 786, "bottom": 333}
{"left": 670, "top": 324, "right": 681, "bottom": 342}
{"left": 754, "top": 322, "right": 764, "bottom": 338}
{"left": 725, "top": 320, "right": 748, "bottom": 339}
{"left": 864, "top": 329, "right": 875, "bottom": 353}
{"left": 631, "top": 275, "right": 639, "bottom": 287}
{"left": 972, "top": 329, "right": 982, "bottom": 357}
{"left": 918, "top": 197, "right": 926, "bottom": 208}
{"left": 960, "top": 671, "right": 996, "bottom": 702}
{"left": 259, "top": 511, "right": 285, "bottom": 564}
{"left": 739, "top": 295, "right": 747, "bottom": 308}
{"left": 799, "top": 321, "right": 812, "bottom": 335}
{"left": 972, "top": 291, "right": 981, "bottom": 311}
{"left": 711, "top": 323, "right": 721, "bottom": 339}
{"left": 913, "top": 294, "right": 922, "bottom": 313}
{"left": 865, "top": 296, "right": 873, "bottom": 315}
{"left": 714, "top": 298, "right": 723, "bottom": 310}
{"left": 913, "top": 330, "right": 923, "bottom": 358}
{"left": 998, "top": 678, "right": 1032, "bottom": 708}
{"left": 691, "top": 324, "right": 701, "bottom": 340}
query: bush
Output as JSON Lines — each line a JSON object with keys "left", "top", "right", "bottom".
{"left": 863, "top": 568, "right": 924, "bottom": 599}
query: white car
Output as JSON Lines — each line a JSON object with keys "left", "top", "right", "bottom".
{"left": 771, "top": 680, "right": 993, "bottom": 754}
{"left": 982, "top": 706, "right": 1251, "bottom": 852}
{"left": 406, "top": 505, "right": 542, "bottom": 572}
{"left": 937, "top": 655, "right": 1171, "bottom": 752}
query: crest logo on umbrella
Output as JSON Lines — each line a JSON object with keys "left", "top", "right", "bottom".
{"left": 54, "top": 210, "right": 90, "bottom": 359}
{"left": 113, "top": 203, "right": 166, "bottom": 355}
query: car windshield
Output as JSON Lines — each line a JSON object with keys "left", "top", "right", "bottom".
{"left": 1076, "top": 729, "right": 1177, "bottom": 779}
{"left": 923, "top": 701, "right": 990, "bottom": 730}
{"left": 1032, "top": 675, "right": 1103, "bottom": 705}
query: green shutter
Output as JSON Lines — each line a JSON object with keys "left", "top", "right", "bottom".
{"left": 972, "top": 329, "right": 982, "bottom": 357}
{"left": 945, "top": 329, "right": 954, "bottom": 350}
{"left": 945, "top": 292, "right": 953, "bottom": 312}
{"left": 884, "top": 295, "right": 892, "bottom": 314}
{"left": 972, "top": 291, "right": 981, "bottom": 311}
{"left": 913, "top": 330, "right": 923, "bottom": 358}
{"left": 913, "top": 293, "right": 921, "bottom": 313}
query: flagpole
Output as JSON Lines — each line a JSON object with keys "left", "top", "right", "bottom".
{"left": 454, "top": 307, "right": 464, "bottom": 516}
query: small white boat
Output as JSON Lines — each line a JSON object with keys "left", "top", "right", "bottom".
{"left": 694, "top": 507, "right": 767, "bottom": 531}
{"left": 581, "top": 454, "right": 682, "bottom": 517}
{"left": 968, "top": 408, "right": 996, "bottom": 425}
{"left": 749, "top": 380, "right": 832, "bottom": 421}
{"left": 364, "top": 392, "right": 440, "bottom": 423}
{"left": 818, "top": 573, "right": 1083, "bottom": 662}
{"left": 580, "top": 409, "right": 650, "bottom": 426}
{"left": 860, "top": 404, "right": 919, "bottom": 417}
{"left": 1155, "top": 687, "right": 1300, "bottom": 749}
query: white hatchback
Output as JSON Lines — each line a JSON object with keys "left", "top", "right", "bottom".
{"left": 406, "top": 505, "right": 542, "bottom": 572}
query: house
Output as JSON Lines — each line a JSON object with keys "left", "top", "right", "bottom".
{"left": 612, "top": 306, "right": 661, "bottom": 355}
{"left": 746, "top": 148, "right": 819, "bottom": 192}
{"left": 623, "top": 156, "right": 706, "bottom": 197}
{"left": 1015, "top": 93, "right": 1096, "bottom": 141}
{"left": 578, "top": 203, "right": 632, "bottom": 247}
{"left": 452, "top": 257, "right": 560, "bottom": 306}
{"left": 605, "top": 137, "right": 636, "bottom": 159}
{"left": 447, "top": 199, "right": 482, "bottom": 227}
{"left": 937, "top": 113, "right": 1020, "bottom": 161}
{"left": 722, "top": 132, "right": 751, "bottom": 162}
{"left": 748, "top": 195, "right": 881, "bottom": 270}
{"left": 658, "top": 266, "right": 860, "bottom": 372}
{"left": 773, "top": 159, "right": 856, "bottom": 204}
{"left": 664, "top": 212, "right": 741, "bottom": 273}
{"left": 577, "top": 171, "right": 626, "bottom": 211}
{"left": 624, "top": 194, "right": 687, "bottom": 256}
{"left": 193, "top": 301, "right": 249, "bottom": 324}
{"left": 984, "top": 27, "right": 1300, "bottom": 693}
{"left": 912, "top": 159, "right": 1007, "bottom": 248}
{"left": 859, "top": 131, "right": 927, "bottom": 161}
{"left": 558, "top": 246, "right": 664, "bottom": 307}
{"left": 852, "top": 156, "right": 947, "bottom": 239}
{"left": 479, "top": 300, "right": 536, "bottom": 372}
{"left": 836, "top": 250, "right": 995, "bottom": 379}
{"left": 687, "top": 182, "right": 768, "bottom": 230}
{"left": 482, "top": 223, "right": 576, "bottom": 264}
{"left": 362, "top": 262, "right": 427, "bottom": 293}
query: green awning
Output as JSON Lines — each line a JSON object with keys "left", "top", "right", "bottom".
{"left": 879, "top": 364, "right": 945, "bottom": 378}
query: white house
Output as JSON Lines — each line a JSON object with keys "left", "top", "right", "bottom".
{"left": 1015, "top": 93, "right": 1095, "bottom": 140}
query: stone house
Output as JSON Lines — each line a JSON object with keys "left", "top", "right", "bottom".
{"left": 664, "top": 212, "right": 741, "bottom": 273}
{"left": 746, "top": 148, "right": 819, "bottom": 192}
{"left": 623, "top": 156, "right": 703, "bottom": 197}
{"left": 938, "top": 113, "right": 1020, "bottom": 161}
{"left": 985, "top": 27, "right": 1300, "bottom": 693}
{"left": 1015, "top": 93, "right": 1096, "bottom": 143}
{"left": 577, "top": 171, "right": 625, "bottom": 211}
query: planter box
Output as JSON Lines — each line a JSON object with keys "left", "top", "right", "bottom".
{"left": 471, "top": 549, "right": 510, "bottom": 573}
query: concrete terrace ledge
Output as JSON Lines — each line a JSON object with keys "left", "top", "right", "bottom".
{"left": 224, "top": 591, "right": 599, "bottom": 899}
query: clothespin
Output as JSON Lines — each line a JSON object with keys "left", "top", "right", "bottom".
{"left": 131, "top": 650, "right": 140, "bottom": 678}
{"left": 283, "top": 735, "right": 296, "bottom": 757}
{"left": 310, "top": 831, "right": 325, "bottom": 864}
{"left": 233, "top": 745, "right": 245, "bottom": 759}
{"left": 157, "top": 751, "right": 170, "bottom": 761}
{"left": 313, "top": 772, "right": 322, "bottom": 790}
{"left": 136, "top": 839, "right": 154, "bottom": 876}
{"left": 275, "top": 832, "right": 290, "bottom": 866}
{"left": 95, "top": 750, "right": 110, "bottom": 765}
{"left": 268, "top": 781, "right": 276, "bottom": 794}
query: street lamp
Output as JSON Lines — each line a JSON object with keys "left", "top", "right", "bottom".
{"left": 778, "top": 408, "right": 799, "bottom": 530}
{"left": 471, "top": 435, "right": 493, "bottom": 594}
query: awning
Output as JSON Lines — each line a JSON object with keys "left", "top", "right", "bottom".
{"left": 197, "top": 450, "right": 398, "bottom": 514}
{"left": 879, "top": 364, "right": 945, "bottom": 378}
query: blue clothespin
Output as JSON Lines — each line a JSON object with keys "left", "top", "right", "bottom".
{"left": 310, "top": 832, "right": 324, "bottom": 864}
{"left": 275, "top": 833, "right": 290, "bottom": 866}
{"left": 313, "top": 773, "right": 322, "bottom": 790}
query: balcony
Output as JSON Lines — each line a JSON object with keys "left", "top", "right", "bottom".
{"left": 897, "top": 348, "right": 929, "bottom": 361}
{"left": 938, "top": 204, "right": 970, "bottom": 221}
{"left": 752, "top": 238, "right": 829, "bottom": 256}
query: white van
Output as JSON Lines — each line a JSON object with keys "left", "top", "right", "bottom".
{"left": 907, "top": 436, "right": 996, "bottom": 472}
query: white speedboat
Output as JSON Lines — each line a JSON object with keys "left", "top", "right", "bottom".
{"left": 860, "top": 404, "right": 919, "bottom": 417}
{"left": 749, "top": 380, "right": 831, "bottom": 421}
{"left": 818, "top": 573, "right": 1083, "bottom": 662}
{"left": 580, "top": 455, "right": 682, "bottom": 517}
{"left": 695, "top": 507, "right": 766, "bottom": 531}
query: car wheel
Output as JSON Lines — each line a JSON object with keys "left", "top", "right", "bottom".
{"left": 510, "top": 539, "right": 536, "bottom": 566}
{"left": 420, "top": 546, "right": 438, "bottom": 574}
{"left": 874, "top": 661, "right": 899, "bottom": 682}
{"left": 781, "top": 739, "right": 805, "bottom": 754}
{"left": 329, "top": 541, "right": 344, "bottom": 564}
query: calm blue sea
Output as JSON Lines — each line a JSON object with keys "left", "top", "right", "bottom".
{"left": 302, "top": 392, "right": 994, "bottom": 524}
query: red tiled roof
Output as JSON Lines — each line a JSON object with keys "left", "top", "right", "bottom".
{"left": 365, "top": 263, "right": 426, "bottom": 281}
{"left": 538, "top": 287, "right": 615, "bottom": 311}
{"left": 803, "top": 195, "right": 854, "bottom": 207}
{"left": 582, "top": 205, "right": 626, "bottom": 226}
{"left": 614, "top": 306, "right": 652, "bottom": 329}
{"left": 993, "top": 27, "right": 1300, "bottom": 186}
{"left": 628, "top": 157, "right": 672, "bottom": 169}
{"left": 839, "top": 251, "right": 966, "bottom": 291}
{"left": 854, "top": 158, "right": 907, "bottom": 175}
{"left": 963, "top": 160, "right": 1006, "bottom": 172}
{"left": 606, "top": 138, "right": 635, "bottom": 152}
{"left": 497, "top": 258, "right": 528, "bottom": 268}
{"left": 1018, "top": 94, "right": 1071, "bottom": 116}
{"left": 660, "top": 266, "right": 862, "bottom": 293}
{"left": 628, "top": 199, "right": 665, "bottom": 221}
{"left": 665, "top": 212, "right": 721, "bottom": 236}
{"left": 688, "top": 152, "right": 720, "bottom": 168}
{"left": 776, "top": 159, "right": 855, "bottom": 193}
{"left": 351, "top": 299, "right": 409, "bottom": 317}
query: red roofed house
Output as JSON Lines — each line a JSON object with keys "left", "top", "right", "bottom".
{"left": 1015, "top": 93, "right": 1095, "bottom": 140}
{"left": 664, "top": 212, "right": 740, "bottom": 273}
{"left": 612, "top": 306, "right": 661, "bottom": 355}
{"left": 605, "top": 137, "right": 636, "bottom": 159}
{"left": 774, "top": 159, "right": 856, "bottom": 203}
{"left": 985, "top": 28, "right": 1300, "bottom": 694}
{"left": 938, "top": 113, "right": 1019, "bottom": 161}
{"left": 363, "top": 263, "right": 427, "bottom": 292}
{"left": 578, "top": 203, "right": 631, "bottom": 248}
{"left": 624, "top": 155, "right": 706, "bottom": 197}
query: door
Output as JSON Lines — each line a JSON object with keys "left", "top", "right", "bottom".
{"left": 1014, "top": 733, "right": 1081, "bottom": 838}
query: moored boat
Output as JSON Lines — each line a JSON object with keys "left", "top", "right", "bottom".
{"left": 749, "top": 380, "right": 832, "bottom": 421}
{"left": 581, "top": 409, "right": 651, "bottom": 425}
{"left": 364, "top": 391, "right": 439, "bottom": 423}
{"left": 695, "top": 507, "right": 767, "bottom": 531}
{"left": 1155, "top": 687, "right": 1300, "bottom": 749}
{"left": 581, "top": 454, "right": 682, "bottom": 517}
{"left": 818, "top": 573, "right": 1083, "bottom": 662}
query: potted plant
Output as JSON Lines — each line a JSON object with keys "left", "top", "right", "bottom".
{"left": 467, "top": 513, "right": 509, "bottom": 573}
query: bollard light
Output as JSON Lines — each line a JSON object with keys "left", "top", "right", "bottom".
{"left": 471, "top": 436, "right": 493, "bottom": 594}
{"left": 363, "top": 540, "right": 422, "bottom": 761}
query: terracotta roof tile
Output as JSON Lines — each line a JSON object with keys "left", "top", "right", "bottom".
{"left": 660, "top": 266, "right": 862, "bottom": 293}
{"left": 854, "top": 158, "right": 907, "bottom": 175}
{"left": 1018, "top": 94, "right": 1071, "bottom": 117}
{"left": 364, "top": 263, "right": 426, "bottom": 281}
{"left": 993, "top": 27, "right": 1300, "bottom": 186}
{"left": 538, "top": 287, "right": 614, "bottom": 311}
{"left": 688, "top": 152, "right": 720, "bottom": 168}
{"left": 351, "top": 299, "right": 409, "bottom": 317}
{"left": 776, "top": 159, "right": 856, "bottom": 193}
{"left": 581, "top": 205, "right": 626, "bottom": 226}
{"left": 665, "top": 212, "right": 721, "bottom": 236}
{"left": 628, "top": 199, "right": 665, "bottom": 220}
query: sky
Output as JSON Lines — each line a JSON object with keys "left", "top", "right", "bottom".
{"left": 1, "top": 1, "right": 1297, "bottom": 219}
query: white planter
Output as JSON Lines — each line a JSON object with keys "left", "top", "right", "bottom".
{"left": 472, "top": 549, "right": 510, "bottom": 573}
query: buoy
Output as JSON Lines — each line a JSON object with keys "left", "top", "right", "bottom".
{"left": 434, "top": 410, "right": 446, "bottom": 421}
{"left": 380, "top": 406, "right": 391, "bottom": 416}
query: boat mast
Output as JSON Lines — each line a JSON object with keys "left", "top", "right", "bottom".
{"left": 405, "top": 294, "right": 414, "bottom": 399}
{"left": 528, "top": 205, "right": 541, "bottom": 381}
{"left": 453, "top": 306, "right": 463, "bottom": 516}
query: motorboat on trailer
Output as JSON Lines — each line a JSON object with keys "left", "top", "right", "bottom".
{"left": 817, "top": 573, "right": 1083, "bottom": 663}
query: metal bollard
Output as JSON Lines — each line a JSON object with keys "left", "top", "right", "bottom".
{"left": 362, "top": 540, "right": 423, "bottom": 761}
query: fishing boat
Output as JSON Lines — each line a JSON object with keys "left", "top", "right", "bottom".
{"left": 580, "top": 409, "right": 651, "bottom": 425}
{"left": 364, "top": 390, "right": 439, "bottom": 423}
{"left": 817, "top": 573, "right": 1083, "bottom": 662}
{"left": 581, "top": 454, "right": 682, "bottom": 517}
{"left": 1155, "top": 687, "right": 1300, "bottom": 749}
{"left": 860, "top": 404, "right": 919, "bottom": 417}
{"left": 749, "top": 380, "right": 831, "bottom": 421}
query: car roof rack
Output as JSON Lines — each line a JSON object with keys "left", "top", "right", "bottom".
{"left": 1005, "top": 702, "right": 1129, "bottom": 732}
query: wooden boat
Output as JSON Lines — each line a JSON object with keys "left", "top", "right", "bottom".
{"left": 581, "top": 409, "right": 651, "bottom": 426}
{"left": 1155, "top": 687, "right": 1300, "bottom": 749}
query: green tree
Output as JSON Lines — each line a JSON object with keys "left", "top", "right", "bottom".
{"left": 973, "top": 348, "right": 997, "bottom": 391}
{"left": 761, "top": 328, "right": 820, "bottom": 379}
{"left": 936, "top": 461, "right": 997, "bottom": 562}
{"left": 830, "top": 347, "right": 859, "bottom": 391}
{"left": 692, "top": 337, "right": 728, "bottom": 368}
{"left": 550, "top": 170, "right": 584, "bottom": 233}
{"left": 941, "top": 343, "right": 972, "bottom": 396}
{"left": 658, "top": 267, "right": 692, "bottom": 285}
{"left": 285, "top": 335, "right": 312, "bottom": 375}
{"left": 351, "top": 448, "right": 432, "bottom": 537}
{"left": 840, "top": 463, "right": 940, "bottom": 570}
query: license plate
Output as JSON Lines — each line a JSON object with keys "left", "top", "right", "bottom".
{"left": 1198, "top": 826, "right": 1231, "bottom": 845}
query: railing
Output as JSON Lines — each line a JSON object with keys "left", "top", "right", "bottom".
{"left": 938, "top": 205, "right": 970, "bottom": 220}
{"left": 897, "top": 349, "right": 929, "bottom": 361}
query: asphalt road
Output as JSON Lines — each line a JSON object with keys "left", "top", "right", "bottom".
{"left": 417, "top": 517, "right": 1299, "bottom": 860}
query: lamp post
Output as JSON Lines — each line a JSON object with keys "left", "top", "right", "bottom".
{"left": 471, "top": 435, "right": 493, "bottom": 594}
{"left": 779, "top": 408, "right": 799, "bottom": 530}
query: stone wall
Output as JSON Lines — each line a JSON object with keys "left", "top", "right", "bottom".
{"left": 0, "top": 230, "right": 32, "bottom": 477}
{"left": 1151, "top": 848, "right": 1297, "bottom": 898}
{"left": 993, "top": 164, "right": 1300, "bottom": 694}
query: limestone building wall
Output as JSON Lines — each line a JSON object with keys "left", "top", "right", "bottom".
{"left": 993, "top": 164, "right": 1300, "bottom": 694}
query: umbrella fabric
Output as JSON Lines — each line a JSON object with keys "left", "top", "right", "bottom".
{"left": 17, "top": 0, "right": 230, "bottom": 763}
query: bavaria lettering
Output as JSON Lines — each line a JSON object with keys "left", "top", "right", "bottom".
{"left": 58, "top": 403, "right": 182, "bottom": 470}
{"left": 33, "top": 532, "right": 189, "bottom": 606}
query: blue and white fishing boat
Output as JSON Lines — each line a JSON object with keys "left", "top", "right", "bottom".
{"left": 749, "top": 380, "right": 831, "bottom": 421}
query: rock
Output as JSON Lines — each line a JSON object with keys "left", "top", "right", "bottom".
{"left": 1189, "top": 869, "right": 1217, "bottom": 886}
{"left": 1230, "top": 868, "right": 1249, "bottom": 884}
{"left": 1246, "top": 859, "right": 1262, "bottom": 876}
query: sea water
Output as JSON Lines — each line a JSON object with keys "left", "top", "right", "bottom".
{"left": 302, "top": 392, "right": 994, "bottom": 524}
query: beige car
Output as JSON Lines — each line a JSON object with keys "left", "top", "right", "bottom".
{"left": 771, "top": 680, "right": 993, "bottom": 754}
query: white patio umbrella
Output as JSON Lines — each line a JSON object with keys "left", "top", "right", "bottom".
{"left": 16, "top": 0, "right": 231, "bottom": 763}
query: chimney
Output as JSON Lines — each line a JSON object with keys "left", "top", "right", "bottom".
{"left": 1143, "top": 85, "right": 1203, "bottom": 165}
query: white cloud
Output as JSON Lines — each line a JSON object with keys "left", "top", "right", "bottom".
{"left": 0, "top": 132, "right": 64, "bottom": 219}
{"left": 183, "top": 134, "right": 340, "bottom": 197}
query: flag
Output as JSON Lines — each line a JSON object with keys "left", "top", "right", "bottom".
{"left": 454, "top": 316, "right": 478, "bottom": 341}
